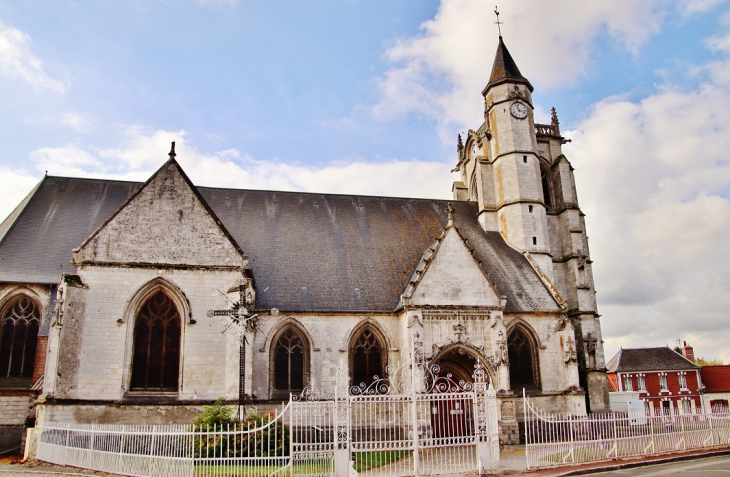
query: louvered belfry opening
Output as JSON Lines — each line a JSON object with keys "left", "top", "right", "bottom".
{"left": 131, "top": 291, "right": 180, "bottom": 391}
{"left": 508, "top": 327, "right": 540, "bottom": 389}
{"left": 0, "top": 296, "right": 40, "bottom": 379}
{"left": 351, "top": 327, "right": 386, "bottom": 387}
{"left": 273, "top": 327, "right": 306, "bottom": 393}
{"left": 541, "top": 166, "right": 552, "bottom": 209}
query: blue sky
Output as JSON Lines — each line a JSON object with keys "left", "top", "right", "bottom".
{"left": 2, "top": 0, "right": 730, "bottom": 365}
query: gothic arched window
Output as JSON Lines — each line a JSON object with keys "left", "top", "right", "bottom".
{"left": 130, "top": 292, "right": 180, "bottom": 391}
{"left": 508, "top": 327, "right": 540, "bottom": 389}
{"left": 0, "top": 296, "right": 40, "bottom": 379}
{"left": 350, "top": 327, "right": 386, "bottom": 387}
{"left": 541, "top": 166, "right": 552, "bottom": 209}
{"left": 271, "top": 326, "right": 307, "bottom": 395}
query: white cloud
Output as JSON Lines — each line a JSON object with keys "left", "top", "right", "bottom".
{"left": 0, "top": 21, "right": 66, "bottom": 93}
{"left": 373, "top": 0, "right": 665, "bottom": 136}
{"left": 0, "top": 128, "right": 455, "bottom": 224}
{"left": 566, "top": 64, "right": 730, "bottom": 363}
{"left": 681, "top": 0, "right": 729, "bottom": 16}
{"left": 195, "top": 0, "right": 241, "bottom": 7}
{"left": 0, "top": 167, "right": 40, "bottom": 226}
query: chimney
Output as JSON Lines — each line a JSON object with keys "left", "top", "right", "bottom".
{"left": 682, "top": 341, "right": 695, "bottom": 363}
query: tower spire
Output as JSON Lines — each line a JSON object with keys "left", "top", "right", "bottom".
{"left": 169, "top": 141, "right": 176, "bottom": 161}
{"left": 482, "top": 35, "right": 533, "bottom": 95}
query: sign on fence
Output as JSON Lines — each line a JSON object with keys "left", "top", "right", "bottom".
{"left": 627, "top": 401, "right": 647, "bottom": 425}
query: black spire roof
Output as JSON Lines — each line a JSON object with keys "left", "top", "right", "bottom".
{"left": 482, "top": 36, "right": 533, "bottom": 95}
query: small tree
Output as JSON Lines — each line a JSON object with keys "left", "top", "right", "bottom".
{"left": 696, "top": 357, "right": 724, "bottom": 366}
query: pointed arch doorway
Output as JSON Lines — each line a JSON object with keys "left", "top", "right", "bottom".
{"left": 429, "top": 347, "right": 487, "bottom": 440}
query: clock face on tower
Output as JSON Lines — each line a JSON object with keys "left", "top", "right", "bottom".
{"left": 510, "top": 102, "right": 528, "bottom": 119}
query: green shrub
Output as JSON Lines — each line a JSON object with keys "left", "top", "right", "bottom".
{"left": 193, "top": 398, "right": 235, "bottom": 429}
{"left": 192, "top": 402, "right": 289, "bottom": 459}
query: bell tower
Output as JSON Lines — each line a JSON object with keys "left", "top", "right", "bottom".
{"left": 452, "top": 34, "right": 611, "bottom": 413}
{"left": 454, "top": 36, "right": 554, "bottom": 280}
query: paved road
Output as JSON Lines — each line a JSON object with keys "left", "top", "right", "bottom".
{"left": 587, "top": 454, "right": 730, "bottom": 475}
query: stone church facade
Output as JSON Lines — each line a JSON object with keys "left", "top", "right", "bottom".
{"left": 0, "top": 37, "right": 609, "bottom": 449}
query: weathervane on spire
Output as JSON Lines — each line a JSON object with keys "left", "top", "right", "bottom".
{"left": 494, "top": 6, "right": 503, "bottom": 38}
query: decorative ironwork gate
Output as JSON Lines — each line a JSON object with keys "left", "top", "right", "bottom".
{"left": 290, "top": 360, "right": 499, "bottom": 477}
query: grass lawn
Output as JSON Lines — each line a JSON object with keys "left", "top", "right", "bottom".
{"left": 195, "top": 449, "right": 412, "bottom": 475}
{"left": 353, "top": 450, "right": 412, "bottom": 472}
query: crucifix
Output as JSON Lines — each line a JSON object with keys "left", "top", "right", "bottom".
{"left": 207, "top": 278, "right": 259, "bottom": 416}
{"left": 494, "top": 6, "right": 503, "bottom": 37}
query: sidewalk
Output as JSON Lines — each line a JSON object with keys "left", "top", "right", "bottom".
{"left": 0, "top": 455, "right": 127, "bottom": 477}
{"left": 486, "top": 444, "right": 730, "bottom": 476}
{"left": 3, "top": 445, "right": 730, "bottom": 476}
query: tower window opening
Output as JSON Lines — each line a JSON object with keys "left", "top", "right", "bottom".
{"left": 541, "top": 167, "right": 552, "bottom": 208}
{"left": 532, "top": 237, "right": 537, "bottom": 245}
{"left": 523, "top": 156, "right": 527, "bottom": 163}
{"left": 528, "top": 205, "right": 533, "bottom": 213}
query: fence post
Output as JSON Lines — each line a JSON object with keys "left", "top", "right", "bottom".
{"left": 708, "top": 409, "right": 716, "bottom": 447}
{"left": 288, "top": 396, "right": 294, "bottom": 474}
{"left": 523, "top": 389, "right": 530, "bottom": 470}
{"left": 649, "top": 411, "right": 655, "bottom": 455}
{"left": 473, "top": 364, "right": 492, "bottom": 472}
{"left": 409, "top": 334, "right": 420, "bottom": 476}
{"left": 333, "top": 363, "right": 350, "bottom": 477}
{"left": 569, "top": 413, "right": 575, "bottom": 463}
{"left": 612, "top": 414, "right": 618, "bottom": 459}
{"left": 680, "top": 409, "right": 686, "bottom": 451}
{"left": 148, "top": 426, "right": 156, "bottom": 477}
{"left": 64, "top": 423, "right": 70, "bottom": 467}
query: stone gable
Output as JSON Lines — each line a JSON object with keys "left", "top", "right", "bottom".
{"left": 409, "top": 227, "right": 500, "bottom": 307}
{"left": 73, "top": 159, "right": 245, "bottom": 268}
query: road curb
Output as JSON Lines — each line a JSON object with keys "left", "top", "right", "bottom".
{"left": 552, "top": 446, "right": 730, "bottom": 476}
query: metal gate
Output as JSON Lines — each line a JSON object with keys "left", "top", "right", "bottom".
{"left": 291, "top": 361, "right": 499, "bottom": 477}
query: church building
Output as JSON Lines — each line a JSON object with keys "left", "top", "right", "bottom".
{"left": 0, "top": 37, "right": 609, "bottom": 449}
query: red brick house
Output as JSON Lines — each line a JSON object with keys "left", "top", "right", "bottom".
{"left": 700, "top": 365, "right": 730, "bottom": 411}
{"left": 607, "top": 344, "right": 702, "bottom": 414}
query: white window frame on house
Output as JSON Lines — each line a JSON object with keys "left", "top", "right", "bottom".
{"left": 678, "top": 371, "right": 687, "bottom": 390}
{"left": 622, "top": 374, "right": 633, "bottom": 391}
{"left": 682, "top": 398, "right": 691, "bottom": 414}
{"left": 637, "top": 374, "right": 646, "bottom": 391}
{"left": 659, "top": 373, "right": 668, "bottom": 392}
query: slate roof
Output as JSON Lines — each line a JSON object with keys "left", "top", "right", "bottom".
{"left": 0, "top": 175, "right": 560, "bottom": 313}
{"left": 483, "top": 36, "right": 534, "bottom": 95}
{"left": 701, "top": 366, "right": 730, "bottom": 393}
{"left": 606, "top": 347, "right": 701, "bottom": 373}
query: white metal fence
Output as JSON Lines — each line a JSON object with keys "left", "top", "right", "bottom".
{"left": 37, "top": 404, "right": 292, "bottom": 477}
{"left": 37, "top": 362, "right": 500, "bottom": 477}
{"left": 524, "top": 395, "right": 730, "bottom": 469}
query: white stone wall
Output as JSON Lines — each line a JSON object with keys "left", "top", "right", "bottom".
{"left": 0, "top": 395, "right": 33, "bottom": 425}
{"left": 250, "top": 312, "right": 404, "bottom": 400}
{"left": 45, "top": 266, "right": 242, "bottom": 402}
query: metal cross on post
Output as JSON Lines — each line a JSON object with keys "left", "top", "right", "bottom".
{"left": 207, "top": 278, "right": 259, "bottom": 417}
